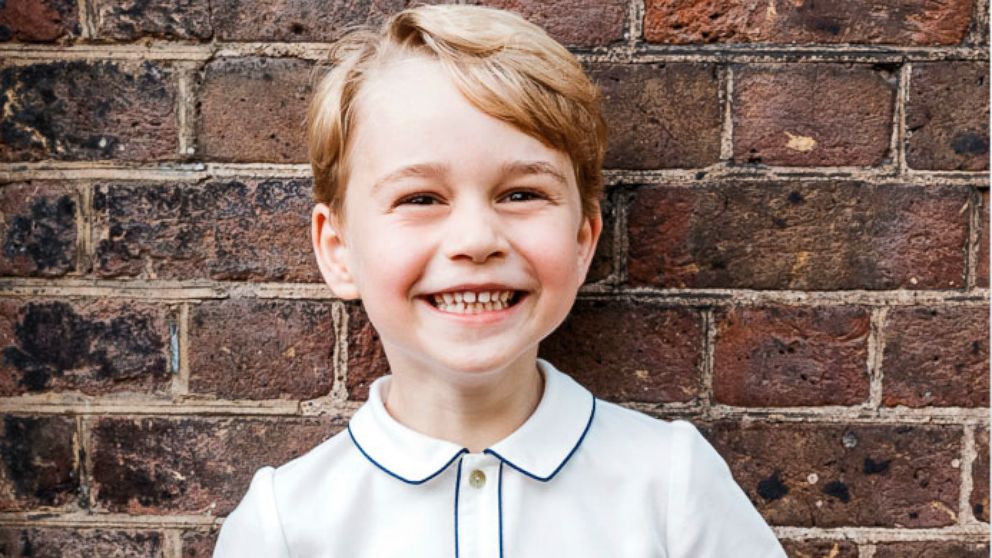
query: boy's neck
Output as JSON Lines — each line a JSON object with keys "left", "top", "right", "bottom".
{"left": 381, "top": 354, "right": 545, "bottom": 454}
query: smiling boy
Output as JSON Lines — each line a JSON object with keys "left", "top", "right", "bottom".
{"left": 214, "top": 5, "right": 786, "bottom": 557}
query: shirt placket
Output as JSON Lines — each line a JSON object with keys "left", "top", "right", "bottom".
{"left": 455, "top": 453, "right": 503, "bottom": 558}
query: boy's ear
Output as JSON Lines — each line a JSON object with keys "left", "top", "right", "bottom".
{"left": 576, "top": 202, "right": 604, "bottom": 285}
{"left": 311, "top": 203, "right": 360, "bottom": 300}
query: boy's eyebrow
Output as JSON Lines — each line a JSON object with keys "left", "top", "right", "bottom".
{"left": 371, "top": 160, "right": 568, "bottom": 193}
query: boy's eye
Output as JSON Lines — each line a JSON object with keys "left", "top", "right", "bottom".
{"left": 502, "top": 190, "right": 544, "bottom": 202}
{"left": 397, "top": 194, "right": 441, "bottom": 206}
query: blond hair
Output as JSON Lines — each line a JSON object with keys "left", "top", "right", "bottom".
{"left": 306, "top": 4, "right": 608, "bottom": 220}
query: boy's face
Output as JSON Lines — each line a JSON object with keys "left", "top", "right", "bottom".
{"left": 312, "top": 55, "right": 601, "bottom": 378}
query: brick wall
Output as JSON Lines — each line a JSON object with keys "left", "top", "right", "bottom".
{"left": 0, "top": 1, "right": 988, "bottom": 556}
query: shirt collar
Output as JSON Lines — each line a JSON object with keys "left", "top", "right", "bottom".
{"left": 347, "top": 358, "right": 596, "bottom": 485}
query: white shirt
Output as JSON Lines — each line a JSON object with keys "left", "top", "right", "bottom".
{"left": 214, "top": 359, "right": 786, "bottom": 558}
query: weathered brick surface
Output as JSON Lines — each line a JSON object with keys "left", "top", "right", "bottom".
{"left": 0, "top": 61, "right": 179, "bottom": 162}
{"left": 0, "top": 299, "right": 170, "bottom": 396}
{"left": 93, "top": 0, "right": 212, "bottom": 40}
{"left": 0, "top": 182, "right": 77, "bottom": 277}
{"left": 979, "top": 189, "right": 989, "bottom": 288}
{"left": 182, "top": 529, "right": 218, "bottom": 558}
{"left": 974, "top": 427, "right": 989, "bottom": 522}
{"left": 627, "top": 182, "right": 969, "bottom": 290}
{"left": 588, "top": 63, "right": 722, "bottom": 169}
{"left": 780, "top": 539, "right": 858, "bottom": 558}
{"left": 644, "top": 0, "right": 974, "bottom": 46}
{"left": 0, "top": 528, "right": 162, "bottom": 557}
{"left": 881, "top": 306, "right": 989, "bottom": 407}
{"left": 733, "top": 64, "right": 896, "bottom": 167}
{"left": 473, "top": 0, "right": 627, "bottom": 47}
{"left": 92, "top": 179, "right": 318, "bottom": 282}
{"left": 0, "top": 0, "right": 78, "bottom": 42}
{"left": 541, "top": 300, "right": 702, "bottom": 403}
{"left": 346, "top": 303, "right": 389, "bottom": 401}
{"left": 188, "top": 299, "right": 335, "bottom": 400}
{"left": 906, "top": 62, "right": 990, "bottom": 171}
{"left": 196, "top": 57, "right": 313, "bottom": 163}
{"left": 704, "top": 421, "right": 961, "bottom": 527}
{"left": 586, "top": 190, "right": 615, "bottom": 283}
{"left": 90, "top": 416, "right": 340, "bottom": 514}
{"left": 873, "top": 541, "right": 990, "bottom": 557}
{"left": 713, "top": 305, "right": 870, "bottom": 406}
{"left": 210, "top": 0, "right": 410, "bottom": 42}
{"left": 0, "top": 416, "right": 77, "bottom": 511}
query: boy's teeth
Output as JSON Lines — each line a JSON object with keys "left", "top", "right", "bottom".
{"left": 430, "top": 289, "right": 517, "bottom": 313}
{"left": 464, "top": 291, "right": 476, "bottom": 303}
{"left": 442, "top": 292, "right": 454, "bottom": 305}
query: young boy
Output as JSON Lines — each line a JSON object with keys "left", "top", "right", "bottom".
{"left": 214, "top": 5, "right": 786, "bottom": 557}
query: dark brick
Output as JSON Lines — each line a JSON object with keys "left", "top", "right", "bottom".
{"left": 90, "top": 416, "right": 339, "bottom": 514}
{"left": 210, "top": 0, "right": 406, "bottom": 42}
{"left": 345, "top": 303, "right": 389, "bottom": 401}
{"left": 0, "top": 0, "right": 78, "bottom": 42}
{"left": 705, "top": 422, "right": 961, "bottom": 527}
{"left": 93, "top": 0, "right": 212, "bottom": 40}
{"left": 644, "top": 0, "right": 974, "bottom": 45}
{"left": 882, "top": 306, "right": 989, "bottom": 407}
{"left": 182, "top": 529, "right": 218, "bottom": 558}
{"left": 188, "top": 299, "right": 335, "bottom": 399}
{"left": 0, "top": 61, "right": 179, "bottom": 162}
{"left": 0, "top": 299, "right": 170, "bottom": 396}
{"left": 979, "top": 190, "right": 989, "bottom": 288}
{"left": 472, "top": 0, "right": 627, "bottom": 47}
{"left": 0, "top": 182, "right": 77, "bottom": 277}
{"left": 196, "top": 57, "right": 312, "bottom": 163}
{"left": 0, "top": 416, "right": 77, "bottom": 510}
{"left": 0, "top": 528, "right": 162, "bottom": 557}
{"left": 92, "top": 179, "right": 319, "bottom": 282}
{"left": 907, "top": 62, "right": 990, "bottom": 171}
{"left": 781, "top": 539, "right": 858, "bottom": 558}
{"left": 626, "top": 182, "right": 969, "bottom": 290}
{"left": 540, "top": 300, "right": 702, "bottom": 403}
{"left": 873, "top": 541, "right": 989, "bottom": 558}
{"left": 733, "top": 64, "right": 896, "bottom": 167}
{"left": 589, "top": 63, "right": 721, "bottom": 169}
{"left": 713, "top": 305, "right": 870, "bottom": 406}
{"left": 973, "top": 427, "right": 989, "bottom": 522}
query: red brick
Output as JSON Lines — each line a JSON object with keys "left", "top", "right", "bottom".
{"left": 0, "top": 0, "right": 78, "bottom": 42}
{"left": 92, "top": 179, "right": 319, "bottom": 282}
{"left": 473, "top": 0, "right": 627, "bottom": 47}
{"left": 978, "top": 189, "right": 989, "bottom": 288}
{"left": 196, "top": 57, "right": 312, "bottom": 163}
{"left": 882, "top": 306, "right": 989, "bottom": 407}
{"left": 92, "top": 0, "right": 212, "bottom": 40}
{"left": 0, "top": 416, "right": 77, "bottom": 510}
{"left": 713, "top": 305, "right": 870, "bottom": 406}
{"left": 781, "top": 539, "right": 858, "bottom": 558}
{"left": 188, "top": 299, "right": 335, "bottom": 400}
{"left": 540, "top": 300, "right": 703, "bottom": 403}
{"left": 704, "top": 422, "right": 961, "bottom": 527}
{"left": 181, "top": 529, "right": 218, "bottom": 558}
{"left": 90, "top": 416, "right": 340, "bottom": 514}
{"left": 973, "top": 427, "right": 989, "bottom": 522}
{"left": 210, "top": 0, "right": 406, "bottom": 42}
{"left": 0, "top": 528, "right": 162, "bottom": 557}
{"left": 346, "top": 303, "right": 389, "bottom": 401}
{"left": 0, "top": 61, "right": 179, "bottom": 162}
{"left": 873, "top": 541, "right": 989, "bottom": 557}
{"left": 586, "top": 190, "right": 616, "bottom": 283}
{"left": 733, "top": 64, "right": 896, "bottom": 167}
{"left": 644, "top": 0, "right": 974, "bottom": 46}
{"left": 906, "top": 62, "right": 990, "bottom": 171}
{"left": 0, "top": 182, "right": 77, "bottom": 277}
{"left": 588, "top": 63, "right": 722, "bottom": 169}
{"left": 626, "top": 182, "right": 969, "bottom": 290}
{"left": 0, "top": 299, "right": 170, "bottom": 396}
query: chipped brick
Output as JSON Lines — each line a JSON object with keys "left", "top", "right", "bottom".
{"left": 780, "top": 539, "right": 858, "bottom": 558}
{"left": 0, "top": 416, "right": 77, "bottom": 510}
{"left": 626, "top": 182, "right": 968, "bottom": 290}
{"left": 907, "top": 62, "right": 990, "bottom": 170}
{"left": 93, "top": 0, "right": 212, "bottom": 40}
{"left": 0, "top": 528, "right": 162, "bottom": 557}
{"left": 0, "top": 182, "right": 77, "bottom": 277}
{"left": 0, "top": 0, "right": 78, "bottom": 42}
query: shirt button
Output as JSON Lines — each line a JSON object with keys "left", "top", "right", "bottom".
{"left": 469, "top": 469, "right": 486, "bottom": 488}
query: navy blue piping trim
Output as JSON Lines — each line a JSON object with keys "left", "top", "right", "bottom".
{"left": 483, "top": 394, "right": 597, "bottom": 482}
{"left": 454, "top": 457, "right": 463, "bottom": 558}
{"left": 497, "top": 460, "right": 505, "bottom": 558}
{"left": 348, "top": 425, "right": 469, "bottom": 485}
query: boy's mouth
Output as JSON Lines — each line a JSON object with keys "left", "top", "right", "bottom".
{"left": 424, "top": 289, "right": 525, "bottom": 314}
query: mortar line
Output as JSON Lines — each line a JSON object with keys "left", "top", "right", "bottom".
{"left": 174, "top": 302, "right": 191, "bottom": 395}
{"left": 893, "top": 63, "right": 910, "bottom": 176}
{"left": 700, "top": 308, "right": 716, "bottom": 407}
{"left": 76, "top": 0, "right": 96, "bottom": 40}
{"left": 967, "top": 187, "right": 982, "bottom": 290}
{"left": 866, "top": 307, "right": 887, "bottom": 409}
{"left": 176, "top": 64, "right": 198, "bottom": 158}
{"left": 859, "top": 544, "right": 877, "bottom": 558}
{"left": 163, "top": 530, "right": 182, "bottom": 558}
{"left": 78, "top": 415, "right": 94, "bottom": 511}
{"left": 75, "top": 182, "right": 91, "bottom": 276}
{"left": 959, "top": 424, "right": 978, "bottom": 524}
{"left": 627, "top": 0, "right": 644, "bottom": 53}
{"left": 607, "top": 186, "right": 623, "bottom": 287}
{"left": 719, "top": 64, "right": 734, "bottom": 161}
{"left": 331, "top": 300, "right": 349, "bottom": 403}
{"left": 615, "top": 188, "right": 630, "bottom": 285}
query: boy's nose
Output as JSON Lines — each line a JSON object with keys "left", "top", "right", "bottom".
{"left": 442, "top": 205, "right": 508, "bottom": 263}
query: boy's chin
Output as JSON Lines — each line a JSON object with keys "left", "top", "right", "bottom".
{"left": 420, "top": 346, "right": 537, "bottom": 378}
